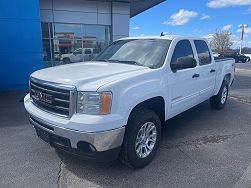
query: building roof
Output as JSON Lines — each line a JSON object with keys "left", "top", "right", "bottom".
{"left": 129, "top": 0, "right": 165, "bottom": 17}
{"left": 118, "top": 35, "right": 208, "bottom": 41}
{"left": 100, "top": 0, "right": 165, "bottom": 17}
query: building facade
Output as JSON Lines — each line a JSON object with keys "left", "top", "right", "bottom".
{"left": 0, "top": 0, "right": 164, "bottom": 91}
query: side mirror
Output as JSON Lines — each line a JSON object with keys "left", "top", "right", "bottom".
{"left": 171, "top": 57, "right": 197, "bottom": 72}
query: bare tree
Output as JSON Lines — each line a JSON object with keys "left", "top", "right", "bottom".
{"left": 210, "top": 30, "right": 233, "bottom": 54}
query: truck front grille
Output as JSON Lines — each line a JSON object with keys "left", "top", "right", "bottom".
{"left": 30, "top": 77, "right": 76, "bottom": 118}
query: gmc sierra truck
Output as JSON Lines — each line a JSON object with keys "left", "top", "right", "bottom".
{"left": 24, "top": 36, "right": 235, "bottom": 168}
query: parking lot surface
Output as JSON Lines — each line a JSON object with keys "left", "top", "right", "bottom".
{"left": 0, "top": 62, "right": 251, "bottom": 188}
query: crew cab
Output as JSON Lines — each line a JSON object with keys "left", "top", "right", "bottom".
{"left": 24, "top": 36, "right": 235, "bottom": 168}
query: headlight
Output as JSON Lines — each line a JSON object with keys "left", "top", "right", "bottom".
{"left": 77, "top": 92, "right": 112, "bottom": 115}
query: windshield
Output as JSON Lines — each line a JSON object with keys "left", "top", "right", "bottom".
{"left": 93, "top": 39, "right": 171, "bottom": 69}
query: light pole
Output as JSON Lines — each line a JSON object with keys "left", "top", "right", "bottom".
{"left": 238, "top": 24, "right": 248, "bottom": 54}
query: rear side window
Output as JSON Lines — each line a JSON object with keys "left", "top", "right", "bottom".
{"left": 194, "top": 40, "right": 212, "bottom": 65}
{"left": 171, "top": 40, "right": 194, "bottom": 70}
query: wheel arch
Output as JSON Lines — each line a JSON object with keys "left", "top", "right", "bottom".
{"left": 223, "top": 73, "right": 231, "bottom": 86}
{"left": 127, "top": 96, "right": 165, "bottom": 125}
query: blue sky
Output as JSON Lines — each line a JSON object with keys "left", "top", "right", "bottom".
{"left": 130, "top": 0, "right": 251, "bottom": 48}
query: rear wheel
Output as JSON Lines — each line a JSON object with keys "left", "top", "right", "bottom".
{"left": 210, "top": 81, "right": 229, "bottom": 110}
{"left": 119, "top": 108, "right": 161, "bottom": 168}
{"left": 242, "top": 59, "right": 246, "bottom": 63}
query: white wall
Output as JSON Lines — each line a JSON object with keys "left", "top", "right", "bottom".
{"left": 39, "top": 0, "right": 130, "bottom": 41}
{"left": 112, "top": 2, "right": 130, "bottom": 41}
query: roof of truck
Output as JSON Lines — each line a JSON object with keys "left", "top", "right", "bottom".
{"left": 119, "top": 35, "right": 207, "bottom": 41}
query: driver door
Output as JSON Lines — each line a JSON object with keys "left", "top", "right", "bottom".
{"left": 168, "top": 40, "right": 201, "bottom": 118}
{"left": 71, "top": 49, "right": 83, "bottom": 62}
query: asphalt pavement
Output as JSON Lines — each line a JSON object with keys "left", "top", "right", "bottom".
{"left": 0, "top": 62, "right": 251, "bottom": 188}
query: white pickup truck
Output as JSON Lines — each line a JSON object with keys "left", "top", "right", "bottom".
{"left": 24, "top": 36, "right": 235, "bottom": 168}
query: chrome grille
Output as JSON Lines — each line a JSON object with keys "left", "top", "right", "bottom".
{"left": 30, "top": 77, "right": 76, "bottom": 118}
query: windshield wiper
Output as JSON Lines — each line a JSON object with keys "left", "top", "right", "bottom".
{"left": 94, "top": 59, "right": 110, "bottom": 62}
{"left": 109, "top": 59, "right": 145, "bottom": 67}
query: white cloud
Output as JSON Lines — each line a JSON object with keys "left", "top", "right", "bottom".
{"left": 163, "top": 9, "right": 198, "bottom": 26}
{"left": 203, "top": 33, "right": 214, "bottom": 41}
{"left": 207, "top": 0, "right": 251, "bottom": 8}
{"left": 140, "top": 34, "right": 145, "bottom": 36}
{"left": 204, "top": 33, "right": 214, "bottom": 39}
{"left": 200, "top": 14, "right": 211, "bottom": 20}
{"left": 237, "top": 27, "right": 251, "bottom": 34}
{"left": 242, "top": 6, "right": 251, "bottom": 14}
{"left": 230, "top": 34, "right": 240, "bottom": 43}
{"left": 222, "top": 24, "right": 233, "bottom": 31}
{"left": 230, "top": 34, "right": 251, "bottom": 48}
{"left": 132, "top": 26, "right": 140, "bottom": 30}
{"left": 193, "top": 29, "right": 202, "bottom": 34}
{"left": 230, "top": 34, "right": 241, "bottom": 48}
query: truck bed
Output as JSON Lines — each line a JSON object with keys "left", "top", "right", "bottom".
{"left": 214, "top": 57, "right": 235, "bottom": 62}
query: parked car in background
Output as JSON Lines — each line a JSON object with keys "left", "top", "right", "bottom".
{"left": 24, "top": 36, "right": 235, "bottom": 168}
{"left": 54, "top": 51, "right": 61, "bottom": 61}
{"left": 60, "top": 48, "right": 100, "bottom": 64}
{"left": 244, "top": 54, "right": 251, "bottom": 62}
{"left": 219, "top": 53, "right": 249, "bottom": 63}
{"left": 212, "top": 52, "right": 220, "bottom": 58}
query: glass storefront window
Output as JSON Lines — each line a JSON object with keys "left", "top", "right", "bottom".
{"left": 42, "top": 39, "right": 52, "bottom": 67}
{"left": 41, "top": 23, "right": 52, "bottom": 39}
{"left": 41, "top": 22, "right": 111, "bottom": 67}
{"left": 58, "top": 40, "right": 83, "bottom": 64}
{"left": 54, "top": 24, "right": 82, "bottom": 40}
{"left": 85, "top": 25, "right": 110, "bottom": 41}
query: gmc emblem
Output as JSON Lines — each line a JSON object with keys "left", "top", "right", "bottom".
{"left": 34, "top": 90, "right": 52, "bottom": 104}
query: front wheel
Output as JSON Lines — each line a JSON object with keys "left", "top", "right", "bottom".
{"left": 119, "top": 108, "right": 161, "bottom": 168}
{"left": 63, "top": 58, "right": 71, "bottom": 64}
{"left": 210, "top": 81, "right": 229, "bottom": 110}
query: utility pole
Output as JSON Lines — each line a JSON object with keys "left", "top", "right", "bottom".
{"left": 238, "top": 24, "right": 248, "bottom": 54}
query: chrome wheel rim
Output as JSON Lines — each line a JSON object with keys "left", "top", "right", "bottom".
{"left": 135, "top": 122, "right": 157, "bottom": 158}
{"left": 221, "top": 86, "right": 228, "bottom": 104}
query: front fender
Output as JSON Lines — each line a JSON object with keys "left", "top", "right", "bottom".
{"left": 120, "top": 79, "right": 166, "bottom": 124}
{"left": 98, "top": 70, "right": 168, "bottom": 125}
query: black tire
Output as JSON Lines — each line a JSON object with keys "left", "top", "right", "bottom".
{"left": 210, "top": 81, "right": 229, "bottom": 110}
{"left": 119, "top": 108, "right": 161, "bottom": 169}
{"left": 63, "top": 58, "right": 71, "bottom": 64}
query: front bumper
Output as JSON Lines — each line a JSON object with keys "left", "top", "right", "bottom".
{"left": 29, "top": 115, "right": 125, "bottom": 161}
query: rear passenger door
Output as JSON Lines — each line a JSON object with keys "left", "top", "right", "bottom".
{"left": 168, "top": 40, "right": 200, "bottom": 117}
{"left": 193, "top": 40, "right": 215, "bottom": 101}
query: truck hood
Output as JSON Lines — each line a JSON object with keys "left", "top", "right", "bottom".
{"left": 61, "top": 54, "right": 71, "bottom": 58}
{"left": 31, "top": 61, "right": 151, "bottom": 91}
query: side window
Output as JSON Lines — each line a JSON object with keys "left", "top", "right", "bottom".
{"left": 74, "top": 49, "right": 82, "bottom": 55}
{"left": 171, "top": 40, "right": 195, "bottom": 71}
{"left": 85, "top": 49, "right": 92, "bottom": 54}
{"left": 194, "top": 40, "right": 212, "bottom": 65}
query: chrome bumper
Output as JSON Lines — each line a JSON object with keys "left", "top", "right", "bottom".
{"left": 29, "top": 116, "right": 125, "bottom": 152}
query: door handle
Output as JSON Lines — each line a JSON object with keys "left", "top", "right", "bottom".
{"left": 192, "top": 73, "right": 200, "bottom": 78}
{"left": 210, "top": 69, "right": 216, "bottom": 73}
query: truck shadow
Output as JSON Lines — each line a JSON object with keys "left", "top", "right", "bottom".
{"left": 0, "top": 91, "right": 30, "bottom": 128}
{"left": 58, "top": 100, "right": 234, "bottom": 187}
